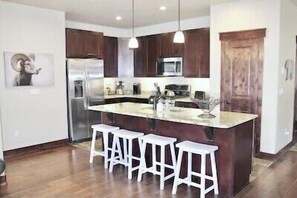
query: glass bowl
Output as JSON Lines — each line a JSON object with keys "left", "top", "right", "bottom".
{"left": 191, "top": 97, "right": 221, "bottom": 119}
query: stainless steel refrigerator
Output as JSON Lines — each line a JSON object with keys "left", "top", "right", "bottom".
{"left": 66, "top": 58, "right": 104, "bottom": 142}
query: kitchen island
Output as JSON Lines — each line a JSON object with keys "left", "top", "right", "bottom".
{"left": 89, "top": 102, "right": 257, "bottom": 197}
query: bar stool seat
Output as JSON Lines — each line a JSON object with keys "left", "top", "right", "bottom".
{"left": 89, "top": 124, "right": 120, "bottom": 169}
{"left": 109, "top": 129, "right": 144, "bottom": 180}
{"left": 137, "top": 134, "right": 177, "bottom": 190}
{"left": 172, "top": 140, "right": 219, "bottom": 198}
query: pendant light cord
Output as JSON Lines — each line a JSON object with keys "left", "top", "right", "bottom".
{"left": 178, "top": 0, "right": 180, "bottom": 31}
{"left": 132, "top": 0, "right": 135, "bottom": 37}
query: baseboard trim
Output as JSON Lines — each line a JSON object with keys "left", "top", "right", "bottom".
{"left": 259, "top": 139, "right": 297, "bottom": 161}
{"left": 4, "top": 139, "right": 69, "bottom": 159}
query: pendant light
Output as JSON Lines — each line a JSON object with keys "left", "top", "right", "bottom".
{"left": 173, "top": 0, "right": 184, "bottom": 43}
{"left": 128, "top": 0, "right": 139, "bottom": 49}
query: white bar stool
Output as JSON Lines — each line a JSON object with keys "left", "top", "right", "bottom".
{"left": 137, "top": 134, "right": 177, "bottom": 190}
{"left": 109, "top": 129, "right": 144, "bottom": 180}
{"left": 89, "top": 124, "right": 120, "bottom": 169}
{"left": 172, "top": 141, "right": 219, "bottom": 198}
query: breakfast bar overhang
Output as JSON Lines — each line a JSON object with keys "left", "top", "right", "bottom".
{"left": 89, "top": 102, "right": 258, "bottom": 197}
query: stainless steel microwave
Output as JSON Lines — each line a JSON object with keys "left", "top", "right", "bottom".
{"left": 156, "top": 57, "right": 183, "bottom": 76}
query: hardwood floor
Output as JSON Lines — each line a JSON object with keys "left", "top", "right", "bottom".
{"left": 1, "top": 144, "right": 297, "bottom": 198}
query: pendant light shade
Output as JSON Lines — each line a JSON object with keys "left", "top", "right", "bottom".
{"left": 173, "top": 0, "right": 184, "bottom": 44}
{"left": 129, "top": 37, "right": 139, "bottom": 48}
{"left": 174, "top": 31, "right": 185, "bottom": 43}
{"left": 129, "top": 0, "right": 138, "bottom": 49}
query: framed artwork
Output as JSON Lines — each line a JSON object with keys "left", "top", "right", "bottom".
{"left": 4, "top": 52, "right": 54, "bottom": 87}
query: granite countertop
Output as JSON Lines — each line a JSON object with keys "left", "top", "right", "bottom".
{"left": 104, "top": 93, "right": 194, "bottom": 102}
{"left": 104, "top": 93, "right": 151, "bottom": 99}
{"left": 88, "top": 102, "right": 258, "bottom": 129}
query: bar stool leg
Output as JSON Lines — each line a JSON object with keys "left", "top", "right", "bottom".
{"left": 200, "top": 154, "right": 206, "bottom": 198}
{"left": 137, "top": 141, "right": 147, "bottom": 182}
{"left": 103, "top": 132, "right": 109, "bottom": 169}
{"left": 128, "top": 139, "right": 133, "bottom": 180}
{"left": 170, "top": 143, "right": 177, "bottom": 169}
{"left": 116, "top": 137, "right": 123, "bottom": 162}
{"left": 89, "top": 128, "right": 96, "bottom": 163}
{"left": 160, "top": 145, "right": 165, "bottom": 190}
{"left": 152, "top": 144, "right": 157, "bottom": 174}
{"left": 123, "top": 138, "right": 128, "bottom": 167}
{"left": 187, "top": 152, "right": 192, "bottom": 185}
{"left": 211, "top": 152, "right": 219, "bottom": 194}
{"left": 109, "top": 135, "right": 117, "bottom": 173}
{"left": 172, "top": 149, "right": 183, "bottom": 194}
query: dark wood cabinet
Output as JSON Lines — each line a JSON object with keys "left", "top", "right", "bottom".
{"left": 134, "top": 36, "right": 148, "bottom": 77}
{"left": 134, "top": 35, "right": 158, "bottom": 77}
{"left": 147, "top": 35, "right": 158, "bottom": 77}
{"left": 183, "top": 28, "right": 210, "bottom": 78}
{"left": 104, "top": 36, "right": 118, "bottom": 77}
{"left": 66, "top": 28, "right": 104, "bottom": 58}
{"left": 105, "top": 97, "right": 148, "bottom": 104}
{"left": 158, "top": 32, "right": 183, "bottom": 58}
{"left": 175, "top": 101, "right": 199, "bottom": 108}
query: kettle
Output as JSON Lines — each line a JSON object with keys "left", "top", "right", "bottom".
{"left": 116, "top": 81, "right": 124, "bottom": 95}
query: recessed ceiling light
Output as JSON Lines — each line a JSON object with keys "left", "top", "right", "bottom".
{"left": 116, "top": 16, "right": 122, "bottom": 21}
{"left": 160, "top": 6, "right": 167, "bottom": 11}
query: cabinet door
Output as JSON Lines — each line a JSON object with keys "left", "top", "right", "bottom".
{"left": 183, "top": 28, "right": 210, "bottom": 78}
{"left": 183, "top": 30, "right": 199, "bottom": 77}
{"left": 66, "top": 29, "right": 84, "bottom": 58}
{"left": 158, "top": 32, "right": 183, "bottom": 58}
{"left": 104, "top": 36, "right": 118, "bottom": 77}
{"left": 170, "top": 32, "right": 184, "bottom": 57}
{"left": 134, "top": 36, "right": 148, "bottom": 77}
{"left": 83, "top": 31, "right": 104, "bottom": 58}
{"left": 66, "top": 28, "right": 104, "bottom": 59}
{"left": 147, "top": 35, "right": 158, "bottom": 77}
{"left": 198, "top": 29, "right": 210, "bottom": 78}
{"left": 159, "top": 33, "right": 171, "bottom": 58}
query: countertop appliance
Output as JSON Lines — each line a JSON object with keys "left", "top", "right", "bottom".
{"left": 164, "top": 84, "right": 190, "bottom": 98}
{"left": 116, "top": 81, "right": 124, "bottom": 95}
{"left": 156, "top": 57, "right": 182, "bottom": 76}
{"left": 133, "top": 83, "right": 141, "bottom": 95}
{"left": 194, "top": 91, "right": 205, "bottom": 100}
{"left": 66, "top": 58, "right": 104, "bottom": 142}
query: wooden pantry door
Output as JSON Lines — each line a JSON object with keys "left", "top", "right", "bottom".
{"left": 220, "top": 29, "right": 266, "bottom": 156}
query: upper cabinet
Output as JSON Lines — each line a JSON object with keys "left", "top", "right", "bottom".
{"left": 158, "top": 33, "right": 183, "bottom": 58}
{"left": 133, "top": 29, "right": 209, "bottom": 77}
{"left": 134, "top": 35, "right": 158, "bottom": 77}
{"left": 134, "top": 36, "right": 148, "bottom": 77}
{"left": 66, "top": 28, "right": 104, "bottom": 59}
{"left": 104, "top": 36, "right": 118, "bottom": 77}
{"left": 183, "top": 28, "right": 210, "bottom": 78}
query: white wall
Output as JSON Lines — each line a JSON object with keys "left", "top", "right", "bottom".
{"left": 0, "top": 2, "right": 68, "bottom": 150}
{"left": 210, "top": 0, "right": 296, "bottom": 154}
{"left": 276, "top": 0, "right": 297, "bottom": 151}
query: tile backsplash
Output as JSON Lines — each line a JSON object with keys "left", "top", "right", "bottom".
{"left": 104, "top": 77, "right": 210, "bottom": 96}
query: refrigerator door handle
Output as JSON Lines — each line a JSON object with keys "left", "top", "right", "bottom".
{"left": 85, "top": 71, "right": 91, "bottom": 109}
{"left": 83, "top": 75, "right": 88, "bottom": 110}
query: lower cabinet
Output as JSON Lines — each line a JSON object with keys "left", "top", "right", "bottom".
{"left": 175, "top": 101, "right": 199, "bottom": 109}
{"left": 104, "top": 97, "right": 149, "bottom": 104}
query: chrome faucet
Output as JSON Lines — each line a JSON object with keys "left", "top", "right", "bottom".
{"left": 152, "top": 85, "right": 162, "bottom": 110}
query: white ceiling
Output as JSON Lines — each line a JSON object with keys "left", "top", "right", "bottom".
{"left": 2, "top": 0, "right": 238, "bottom": 28}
